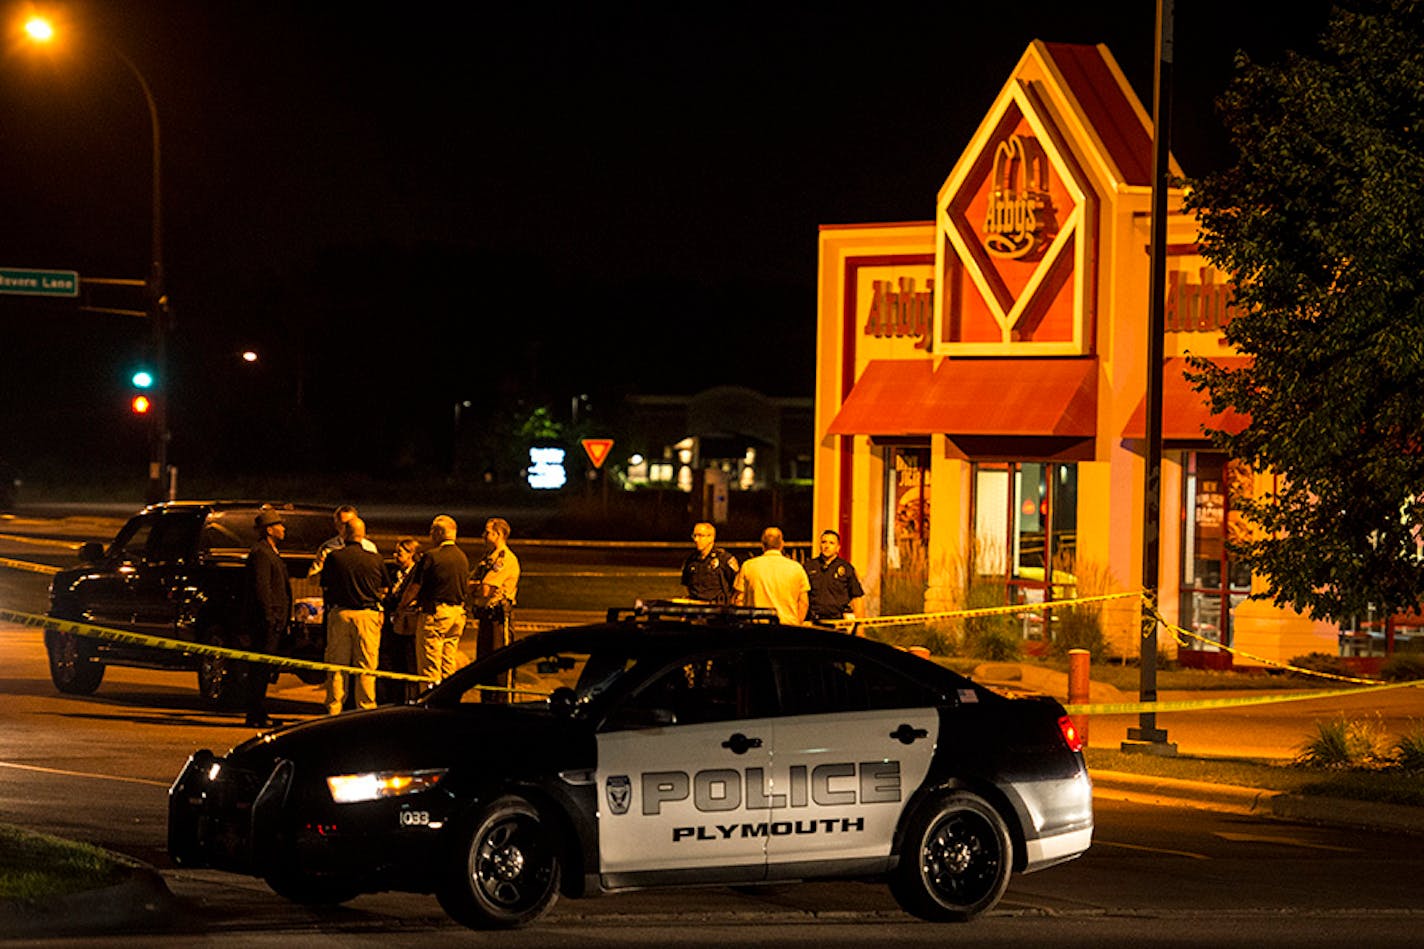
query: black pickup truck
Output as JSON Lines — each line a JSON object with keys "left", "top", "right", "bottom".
{"left": 45, "top": 501, "right": 336, "bottom": 706}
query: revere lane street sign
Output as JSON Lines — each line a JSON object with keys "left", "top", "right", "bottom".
{"left": 0, "top": 267, "right": 79, "bottom": 298}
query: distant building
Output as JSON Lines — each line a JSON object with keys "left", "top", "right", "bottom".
{"left": 623, "top": 386, "right": 812, "bottom": 494}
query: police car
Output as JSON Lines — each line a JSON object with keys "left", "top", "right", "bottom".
{"left": 168, "top": 603, "right": 1092, "bottom": 928}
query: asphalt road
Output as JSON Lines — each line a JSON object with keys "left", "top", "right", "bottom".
{"left": 3, "top": 518, "right": 1424, "bottom": 944}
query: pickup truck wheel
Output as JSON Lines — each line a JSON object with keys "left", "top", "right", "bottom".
{"left": 890, "top": 790, "right": 1012, "bottom": 922}
{"left": 45, "top": 629, "right": 104, "bottom": 695}
{"left": 197, "top": 628, "right": 247, "bottom": 708}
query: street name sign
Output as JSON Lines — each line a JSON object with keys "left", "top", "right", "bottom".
{"left": 0, "top": 267, "right": 79, "bottom": 298}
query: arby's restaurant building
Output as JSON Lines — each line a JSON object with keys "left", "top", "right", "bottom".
{"left": 812, "top": 41, "right": 1339, "bottom": 666}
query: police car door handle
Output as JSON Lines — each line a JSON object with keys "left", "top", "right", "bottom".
{"left": 720, "top": 732, "right": 763, "bottom": 755}
{"left": 890, "top": 723, "right": 929, "bottom": 745}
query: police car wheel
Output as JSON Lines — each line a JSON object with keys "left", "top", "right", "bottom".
{"left": 891, "top": 791, "right": 1012, "bottom": 922}
{"left": 438, "top": 795, "right": 562, "bottom": 930}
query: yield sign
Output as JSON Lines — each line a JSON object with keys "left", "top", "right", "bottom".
{"left": 581, "top": 438, "right": 614, "bottom": 469}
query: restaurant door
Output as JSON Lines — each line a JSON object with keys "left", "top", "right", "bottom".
{"left": 882, "top": 447, "right": 930, "bottom": 615}
{"left": 1179, "top": 452, "right": 1252, "bottom": 668}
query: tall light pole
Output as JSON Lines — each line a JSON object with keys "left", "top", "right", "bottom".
{"left": 1125, "top": 0, "right": 1176, "bottom": 754}
{"left": 23, "top": 15, "right": 172, "bottom": 503}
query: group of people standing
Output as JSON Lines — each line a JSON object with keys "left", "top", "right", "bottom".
{"left": 238, "top": 509, "right": 857, "bottom": 728}
{"left": 241, "top": 505, "right": 519, "bottom": 728}
{"left": 680, "top": 522, "right": 865, "bottom": 627}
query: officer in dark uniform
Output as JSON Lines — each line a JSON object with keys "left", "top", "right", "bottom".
{"left": 804, "top": 529, "right": 865, "bottom": 625}
{"left": 243, "top": 507, "right": 292, "bottom": 728}
{"left": 680, "top": 522, "right": 739, "bottom": 604}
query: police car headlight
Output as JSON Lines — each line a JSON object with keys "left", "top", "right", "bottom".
{"left": 326, "top": 768, "right": 447, "bottom": 804}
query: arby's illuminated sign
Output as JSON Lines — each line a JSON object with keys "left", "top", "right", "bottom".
{"left": 863, "top": 277, "right": 933, "bottom": 349}
{"left": 983, "top": 134, "right": 1057, "bottom": 261}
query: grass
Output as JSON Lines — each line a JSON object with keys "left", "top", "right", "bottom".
{"left": 0, "top": 824, "right": 131, "bottom": 903}
{"left": 1087, "top": 748, "right": 1424, "bottom": 808}
{"left": 1032, "top": 657, "right": 1347, "bottom": 692}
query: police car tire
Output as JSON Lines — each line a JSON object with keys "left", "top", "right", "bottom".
{"left": 890, "top": 790, "right": 1013, "bottom": 922}
{"left": 438, "top": 795, "right": 562, "bottom": 930}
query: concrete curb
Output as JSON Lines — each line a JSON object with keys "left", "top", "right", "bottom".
{"left": 0, "top": 865, "right": 179, "bottom": 937}
{"left": 1091, "top": 769, "right": 1424, "bottom": 836}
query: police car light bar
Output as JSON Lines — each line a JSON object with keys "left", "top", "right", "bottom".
{"left": 606, "top": 600, "right": 782, "bottom": 624}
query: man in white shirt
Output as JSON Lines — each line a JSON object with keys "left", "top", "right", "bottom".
{"left": 733, "top": 526, "right": 809, "bottom": 625}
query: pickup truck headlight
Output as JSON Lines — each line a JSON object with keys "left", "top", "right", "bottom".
{"left": 326, "top": 768, "right": 447, "bottom": 804}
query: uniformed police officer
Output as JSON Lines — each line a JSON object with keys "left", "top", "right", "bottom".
{"left": 804, "top": 529, "right": 865, "bottom": 625}
{"left": 680, "top": 522, "right": 739, "bottom": 604}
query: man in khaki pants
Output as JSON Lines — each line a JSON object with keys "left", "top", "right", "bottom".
{"left": 319, "top": 517, "right": 387, "bottom": 714}
{"left": 412, "top": 515, "right": 470, "bottom": 685}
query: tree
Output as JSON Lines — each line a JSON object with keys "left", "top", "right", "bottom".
{"left": 1185, "top": 0, "right": 1424, "bottom": 624}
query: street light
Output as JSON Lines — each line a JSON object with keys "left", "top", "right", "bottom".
{"left": 22, "top": 13, "right": 172, "bottom": 503}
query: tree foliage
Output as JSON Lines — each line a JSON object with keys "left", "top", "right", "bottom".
{"left": 1185, "top": 0, "right": 1424, "bottom": 623}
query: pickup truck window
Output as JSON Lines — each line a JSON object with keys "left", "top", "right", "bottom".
{"left": 146, "top": 516, "right": 201, "bottom": 563}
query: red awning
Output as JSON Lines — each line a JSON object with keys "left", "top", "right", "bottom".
{"left": 825, "top": 357, "right": 1097, "bottom": 437}
{"left": 825, "top": 360, "right": 936, "bottom": 437}
{"left": 923, "top": 357, "right": 1096, "bottom": 436}
{"left": 1122, "top": 357, "right": 1251, "bottom": 439}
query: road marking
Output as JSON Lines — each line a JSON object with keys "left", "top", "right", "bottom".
{"left": 1093, "top": 839, "right": 1210, "bottom": 860}
{"left": 1214, "top": 831, "right": 1361, "bottom": 852}
{"left": 0, "top": 532, "right": 80, "bottom": 550}
{"left": 0, "top": 760, "right": 169, "bottom": 787}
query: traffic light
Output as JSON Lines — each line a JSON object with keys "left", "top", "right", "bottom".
{"left": 128, "top": 367, "right": 155, "bottom": 415}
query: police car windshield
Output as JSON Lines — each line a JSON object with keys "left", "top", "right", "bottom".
{"left": 432, "top": 641, "right": 639, "bottom": 710}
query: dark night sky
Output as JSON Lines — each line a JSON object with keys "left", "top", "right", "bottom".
{"left": 0, "top": 1, "right": 1333, "bottom": 482}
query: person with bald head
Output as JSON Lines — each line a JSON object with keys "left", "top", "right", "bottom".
{"left": 733, "top": 526, "right": 809, "bottom": 626}
{"left": 320, "top": 516, "right": 388, "bottom": 714}
{"left": 412, "top": 514, "right": 470, "bottom": 685}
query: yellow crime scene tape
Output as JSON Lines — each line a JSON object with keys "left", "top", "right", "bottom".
{"left": 823, "top": 589, "right": 1420, "bottom": 715}
{"left": 828, "top": 590, "right": 1145, "bottom": 631}
{"left": 1063, "top": 680, "right": 1419, "bottom": 716}
{"left": 3, "top": 554, "right": 1416, "bottom": 709}
{"left": 0, "top": 556, "right": 61, "bottom": 576}
{"left": 0, "top": 607, "right": 433, "bottom": 684}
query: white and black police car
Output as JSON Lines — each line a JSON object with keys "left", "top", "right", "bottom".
{"left": 169, "top": 603, "right": 1092, "bottom": 929}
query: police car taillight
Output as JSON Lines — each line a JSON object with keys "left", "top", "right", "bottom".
{"left": 1057, "top": 715, "right": 1084, "bottom": 753}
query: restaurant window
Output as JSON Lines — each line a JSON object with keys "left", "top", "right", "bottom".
{"left": 882, "top": 447, "right": 930, "bottom": 615}
{"left": 971, "top": 462, "right": 1078, "bottom": 637}
{"left": 1179, "top": 452, "right": 1252, "bottom": 651}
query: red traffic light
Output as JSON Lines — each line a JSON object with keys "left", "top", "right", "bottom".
{"left": 131, "top": 394, "right": 152, "bottom": 415}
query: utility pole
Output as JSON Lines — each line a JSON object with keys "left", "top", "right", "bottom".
{"left": 1126, "top": 0, "right": 1177, "bottom": 755}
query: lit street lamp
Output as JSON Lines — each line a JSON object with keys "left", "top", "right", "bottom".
{"left": 22, "top": 14, "right": 173, "bottom": 503}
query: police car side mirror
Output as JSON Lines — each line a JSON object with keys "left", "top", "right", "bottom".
{"left": 78, "top": 542, "right": 106, "bottom": 564}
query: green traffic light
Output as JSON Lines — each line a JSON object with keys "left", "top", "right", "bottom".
{"left": 132, "top": 370, "right": 154, "bottom": 389}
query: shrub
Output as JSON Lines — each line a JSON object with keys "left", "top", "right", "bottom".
{"left": 1287, "top": 652, "right": 1355, "bottom": 680}
{"left": 1050, "top": 602, "right": 1110, "bottom": 660}
{"left": 1295, "top": 717, "right": 1384, "bottom": 769}
{"left": 1391, "top": 723, "right": 1424, "bottom": 773}
{"left": 863, "top": 621, "right": 956, "bottom": 657}
{"left": 1380, "top": 653, "right": 1424, "bottom": 682}
{"left": 960, "top": 575, "right": 1020, "bottom": 661}
{"left": 881, "top": 542, "right": 927, "bottom": 619}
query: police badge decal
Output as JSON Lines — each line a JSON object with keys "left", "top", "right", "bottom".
{"left": 606, "top": 775, "right": 632, "bottom": 815}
